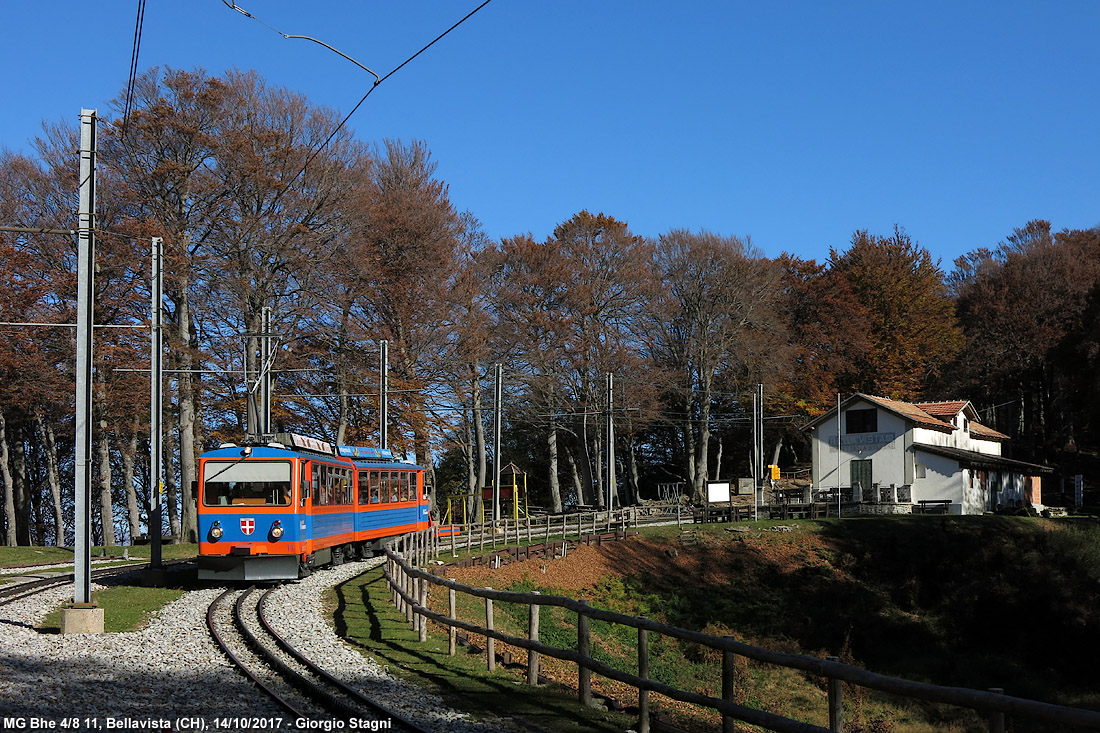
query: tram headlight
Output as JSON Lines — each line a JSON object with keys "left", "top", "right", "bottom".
{"left": 209, "top": 521, "right": 223, "bottom": 540}
{"left": 270, "top": 520, "right": 284, "bottom": 539}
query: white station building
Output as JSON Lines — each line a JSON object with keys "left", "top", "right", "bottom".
{"left": 806, "top": 394, "right": 1049, "bottom": 515}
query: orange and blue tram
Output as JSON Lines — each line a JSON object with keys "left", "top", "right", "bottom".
{"left": 197, "top": 432, "right": 431, "bottom": 581}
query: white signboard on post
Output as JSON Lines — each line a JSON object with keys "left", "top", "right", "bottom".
{"left": 706, "top": 481, "right": 731, "bottom": 504}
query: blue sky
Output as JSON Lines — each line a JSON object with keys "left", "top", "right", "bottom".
{"left": 2, "top": 1, "right": 1098, "bottom": 268}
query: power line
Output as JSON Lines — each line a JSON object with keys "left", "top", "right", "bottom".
{"left": 121, "top": 0, "right": 147, "bottom": 137}
{"left": 293, "top": 0, "right": 494, "bottom": 185}
{"left": 219, "top": 0, "right": 493, "bottom": 209}
{"left": 195, "top": 1, "right": 497, "bottom": 335}
{"left": 221, "top": 1, "right": 380, "bottom": 82}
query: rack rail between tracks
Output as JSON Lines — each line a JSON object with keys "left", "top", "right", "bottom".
{"left": 382, "top": 510, "right": 1100, "bottom": 733}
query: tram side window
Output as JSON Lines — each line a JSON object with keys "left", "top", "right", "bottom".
{"left": 336, "top": 468, "right": 351, "bottom": 505}
{"left": 369, "top": 471, "right": 381, "bottom": 504}
{"left": 396, "top": 471, "right": 406, "bottom": 502}
{"left": 317, "top": 464, "right": 330, "bottom": 506}
{"left": 378, "top": 471, "right": 389, "bottom": 504}
{"left": 358, "top": 470, "right": 368, "bottom": 505}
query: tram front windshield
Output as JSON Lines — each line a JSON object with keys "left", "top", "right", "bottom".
{"left": 203, "top": 461, "right": 292, "bottom": 506}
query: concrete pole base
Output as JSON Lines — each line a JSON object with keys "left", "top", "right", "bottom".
{"left": 61, "top": 604, "right": 104, "bottom": 634}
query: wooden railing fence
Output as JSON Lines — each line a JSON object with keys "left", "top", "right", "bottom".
{"left": 381, "top": 515, "right": 1100, "bottom": 733}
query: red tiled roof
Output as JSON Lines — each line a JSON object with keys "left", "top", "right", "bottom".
{"left": 914, "top": 400, "right": 968, "bottom": 417}
{"left": 803, "top": 394, "right": 1010, "bottom": 442}
{"left": 968, "top": 422, "right": 1010, "bottom": 442}
{"left": 860, "top": 395, "right": 956, "bottom": 432}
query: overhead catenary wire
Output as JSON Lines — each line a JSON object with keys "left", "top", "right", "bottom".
{"left": 220, "top": 0, "right": 493, "bottom": 201}
{"left": 221, "top": 1, "right": 380, "bottom": 83}
{"left": 121, "top": 0, "right": 147, "bottom": 137}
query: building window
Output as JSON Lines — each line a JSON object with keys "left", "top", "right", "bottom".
{"left": 915, "top": 463, "right": 926, "bottom": 479}
{"left": 846, "top": 408, "right": 878, "bottom": 434}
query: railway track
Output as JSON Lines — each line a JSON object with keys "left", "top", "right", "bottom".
{"left": 0, "top": 560, "right": 153, "bottom": 606}
{"left": 207, "top": 585, "right": 429, "bottom": 732}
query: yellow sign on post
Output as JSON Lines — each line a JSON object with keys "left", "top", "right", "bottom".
{"left": 769, "top": 464, "right": 780, "bottom": 480}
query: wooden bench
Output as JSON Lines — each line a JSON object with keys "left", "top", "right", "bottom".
{"left": 915, "top": 499, "right": 952, "bottom": 514}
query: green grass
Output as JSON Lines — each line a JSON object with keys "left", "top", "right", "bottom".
{"left": 0, "top": 543, "right": 198, "bottom": 569}
{"left": 0, "top": 544, "right": 199, "bottom": 633}
{"left": 40, "top": 583, "right": 190, "bottom": 633}
{"left": 330, "top": 567, "right": 636, "bottom": 732}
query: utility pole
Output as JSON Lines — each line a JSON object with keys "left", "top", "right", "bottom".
{"left": 64, "top": 109, "right": 102, "bottom": 633}
{"left": 261, "top": 306, "right": 272, "bottom": 436}
{"left": 149, "top": 237, "right": 163, "bottom": 571}
{"left": 379, "top": 340, "right": 388, "bottom": 450}
{"left": 757, "top": 383, "right": 765, "bottom": 496}
{"left": 492, "top": 363, "right": 503, "bottom": 521}
{"left": 837, "top": 393, "right": 843, "bottom": 518}
{"left": 606, "top": 373, "right": 615, "bottom": 510}
{"left": 492, "top": 363, "right": 503, "bottom": 523}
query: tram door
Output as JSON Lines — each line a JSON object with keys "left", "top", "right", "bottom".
{"left": 298, "top": 460, "right": 313, "bottom": 546}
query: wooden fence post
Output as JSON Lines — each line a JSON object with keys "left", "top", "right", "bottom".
{"left": 451, "top": 523, "right": 457, "bottom": 557}
{"left": 448, "top": 587, "right": 457, "bottom": 656}
{"left": 638, "top": 619, "right": 650, "bottom": 733}
{"left": 988, "top": 688, "right": 1005, "bottom": 733}
{"left": 486, "top": 588, "right": 496, "bottom": 672}
{"left": 395, "top": 563, "right": 404, "bottom": 613}
{"left": 827, "top": 655, "right": 843, "bottom": 732}
{"left": 578, "top": 601, "right": 592, "bottom": 707}
{"left": 722, "top": 638, "right": 737, "bottom": 733}
{"left": 397, "top": 561, "right": 405, "bottom": 611}
{"left": 408, "top": 576, "right": 417, "bottom": 626}
{"left": 528, "top": 591, "right": 540, "bottom": 685}
{"left": 418, "top": 581, "right": 428, "bottom": 642}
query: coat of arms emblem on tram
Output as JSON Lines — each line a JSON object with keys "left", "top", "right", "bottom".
{"left": 240, "top": 518, "right": 255, "bottom": 535}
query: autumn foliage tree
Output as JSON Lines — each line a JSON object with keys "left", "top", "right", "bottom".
{"left": 948, "top": 221, "right": 1100, "bottom": 458}
{"left": 649, "top": 230, "right": 787, "bottom": 502}
{"left": 826, "top": 227, "right": 962, "bottom": 400}
{"left": 8, "top": 63, "right": 1100, "bottom": 547}
{"left": 779, "top": 253, "right": 872, "bottom": 410}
